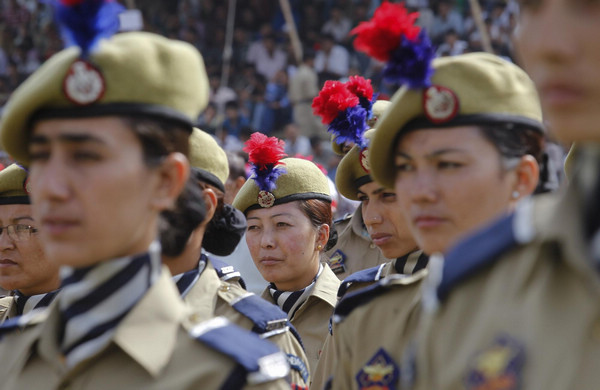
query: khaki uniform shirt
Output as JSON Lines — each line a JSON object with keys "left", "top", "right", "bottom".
{"left": 185, "top": 260, "right": 310, "bottom": 387}
{"left": 311, "top": 250, "right": 429, "bottom": 389}
{"left": 0, "top": 295, "right": 15, "bottom": 323}
{"left": 262, "top": 263, "right": 340, "bottom": 375}
{"left": 411, "top": 185, "right": 600, "bottom": 390}
{"left": 0, "top": 267, "right": 290, "bottom": 390}
{"left": 323, "top": 206, "right": 392, "bottom": 280}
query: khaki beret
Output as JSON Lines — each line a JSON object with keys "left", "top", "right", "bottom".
{"left": 189, "top": 128, "right": 228, "bottom": 191}
{"left": 370, "top": 52, "right": 544, "bottom": 188}
{"left": 233, "top": 157, "right": 331, "bottom": 214}
{"left": 0, "top": 164, "right": 30, "bottom": 205}
{"left": 1, "top": 32, "right": 209, "bottom": 165}
{"left": 331, "top": 100, "right": 391, "bottom": 156}
{"left": 335, "top": 129, "right": 376, "bottom": 200}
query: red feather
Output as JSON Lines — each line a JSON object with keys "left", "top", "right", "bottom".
{"left": 350, "top": 2, "right": 420, "bottom": 62}
{"left": 312, "top": 80, "right": 360, "bottom": 125}
{"left": 60, "top": 0, "right": 85, "bottom": 5}
{"left": 243, "top": 132, "right": 286, "bottom": 169}
{"left": 345, "top": 76, "right": 373, "bottom": 100}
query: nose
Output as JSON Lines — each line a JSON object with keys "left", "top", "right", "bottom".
{"left": 260, "top": 227, "right": 276, "bottom": 249}
{"left": 29, "top": 157, "right": 71, "bottom": 203}
{"left": 362, "top": 202, "right": 383, "bottom": 227}
{"left": 405, "top": 169, "right": 438, "bottom": 204}
{"left": 0, "top": 228, "right": 15, "bottom": 251}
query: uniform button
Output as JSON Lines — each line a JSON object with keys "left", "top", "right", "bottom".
{"left": 592, "top": 320, "right": 600, "bottom": 341}
{"left": 219, "top": 285, "right": 230, "bottom": 292}
{"left": 369, "top": 243, "right": 376, "bottom": 249}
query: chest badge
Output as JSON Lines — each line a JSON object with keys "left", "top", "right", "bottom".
{"left": 356, "top": 348, "right": 399, "bottom": 390}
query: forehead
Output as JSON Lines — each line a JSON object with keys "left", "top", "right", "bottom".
{"left": 30, "top": 116, "right": 138, "bottom": 147}
{"left": 395, "top": 125, "right": 492, "bottom": 154}
{"left": 0, "top": 204, "right": 33, "bottom": 220}
{"left": 246, "top": 201, "right": 303, "bottom": 219}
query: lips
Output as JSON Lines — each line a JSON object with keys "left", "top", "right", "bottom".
{"left": 260, "top": 257, "right": 283, "bottom": 266}
{"left": 413, "top": 215, "right": 446, "bottom": 229}
{"left": 0, "top": 259, "right": 17, "bottom": 268}
{"left": 370, "top": 232, "right": 392, "bottom": 246}
{"left": 41, "top": 216, "right": 80, "bottom": 236}
{"left": 537, "top": 81, "right": 585, "bottom": 110}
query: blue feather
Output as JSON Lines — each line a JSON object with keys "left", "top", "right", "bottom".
{"left": 55, "top": 0, "right": 124, "bottom": 56}
{"left": 328, "top": 105, "right": 369, "bottom": 149}
{"left": 383, "top": 30, "right": 436, "bottom": 89}
{"left": 252, "top": 165, "right": 287, "bottom": 193}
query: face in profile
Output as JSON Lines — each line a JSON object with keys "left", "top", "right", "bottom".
{"left": 393, "top": 126, "right": 519, "bottom": 254}
{"left": 357, "top": 181, "right": 417, "bottom": 259}
{"left": 514, "top": 0, "right": 600, "bottom": 143}
{"left": 0, "top": 204, "right": 59, "bottom": 296}
{"left": 246, "top": 201, "right": 324, "bottom": 291}
{"left": 27, "top": 116, "right": 167, "bottom": 268}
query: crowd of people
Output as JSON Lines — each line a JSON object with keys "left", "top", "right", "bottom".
{"left": 0, "top": 0, "right": 596, "bottom": 389}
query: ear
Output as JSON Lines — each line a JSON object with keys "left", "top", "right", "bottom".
{"left": 202, "top": 187, "right": 218, "bottom": 223}
{"left": 315, "top": 223, "right": 330, "bottom": 251}
{"left": 510, "top": 155, "right": 539, "bottom": 205}
{"left": 150, "top": 152, "right": 190, "bottom": 211}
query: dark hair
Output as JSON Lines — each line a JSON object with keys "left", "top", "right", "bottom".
{"left": 297, "top": 199, "right": 337, "bottom": 250}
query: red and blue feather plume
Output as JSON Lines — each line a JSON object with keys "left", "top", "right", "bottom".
{"left": 243, "top": 132, "right": 287, "bottom": 193}
{"left": 350, "top": 1, "right": 435, "bottom": 88}
{"left": 54, "top": 0, "right": 124, "bottom": 57}
{"left": 312, "top": 78, "right": 372, "bottom": 149}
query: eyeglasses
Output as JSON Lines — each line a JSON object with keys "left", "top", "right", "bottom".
{"left": 0, "top": 224, "right": 39, "bottom": 241}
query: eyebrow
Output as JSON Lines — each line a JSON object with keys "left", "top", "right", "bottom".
{"left": 247, "top": 212, "right": 293, "bottom": 221}
{"left": 30, "top": 132, "right": 107, "bottom": 146}
{"left": 12, "top": 216, "right": 34, "bottom": 223}
{"left": 395, "top": 148, "right": 468, "bottom": 159}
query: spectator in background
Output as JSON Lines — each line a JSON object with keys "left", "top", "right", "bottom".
{"left": 283, "top": 123, "right": 311, "bottom": 156}
{"left": 262, "top": 69, "right": 291, "bottom": 134}
{"left": 315, "top": 33, "right": 349, "bottom": 84}
{"left": 208, "top": 73, "right": 236, "bottom": 112}
{"left": 431, "top": 0, "right": 464, "bottom": 43}
{"left": 246, "top": 32, "right": 287, "bottom": 82}
{"left": 197, "top": 102, "right": 220, "bottom": 134}
{"left": 436, "top": 29, "right": 468, "bottom": 56}
{"left": 309, "top": 135, "right": 335, "bottom": 169}
{"left": 289, "top": 49, "right": 323, "bottom": 138}
{"left": 222, "top": 100, "right": 249, "bottom": 138}
{"left": 321, "top": 7, "right": 352, "bottom": 45}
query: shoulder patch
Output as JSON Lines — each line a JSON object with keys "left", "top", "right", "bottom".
{"left": 0, "top": 307, "right": 48, "bottom": 339}
{"left": 337, "top": 264, "right": 386, "bottom": 299}
{"left": 437, "top": 209, "right": 532, "bottom": 301}
{"left": 189, "top": 316, "right": 290, "bottom": 384}
{"left": 209, "top": 257, "right": 247, "bottom": 290}
{"left": 333, "top": 272, "right": 426, "bottom": 323}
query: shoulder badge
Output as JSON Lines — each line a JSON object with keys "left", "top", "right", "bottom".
{"left": 423, "top": 85, "right": 459, "bottom": 124}
{"left": 465, "top": 334, "right": 525, "bottom": 390}
{"left": 209, "top": 257, "right": 247, "bottom": 290}
{"left": 287, "top": 353, "right": 310, "bottom": 385}
{"left": 189, "top": 316, "right": 290, "bottom": 385}
{"left": 63, "top": 59, "right": 105, "bottom": 105}
{"left": 337, "top": 264, "right": 386, "bottom": 299}
{"left": 437, "top": 210, "right": 532, "bottom": 301}
{"left": 356, "top": 348, "right": 400, "bottom": 390}
{"left": 327, "top": 249, "right": 347, "bottom": 275}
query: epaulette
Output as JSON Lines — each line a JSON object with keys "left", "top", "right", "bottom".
{"left": 189, "top": 316, "right": 290, "bottom": 386}
{"left": 437, "top": 202, "right": 535, "bottom": 301}
{"left": 209, "top": 257, "right": 247, "bottom": 290}
{"left": 333, "top": 212, "right": 353, "bottom": 225}
{"left": 333, "top": 271, "right": 427, "bottom": 324}
{"left": 337, "top": 264, "right": 386, "bottom": 299}
{"left": 230, "top": 292, "right": 303, "bottom": 346}
{"left": 0, "top": 307, "right": 48, "bottom": 339}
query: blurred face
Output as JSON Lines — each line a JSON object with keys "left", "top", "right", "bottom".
{"left": 514, "top": 0, "right": 600, "bottom": 142}
{"left": 394, "top": 127, "right": 518, "bottom": 254}
{"left": 0, "top": 204, "right": 59, "bottom": 295}
{"left": 358, "top": 182, "right": 418, "bottom": 258}
{"left": 28, "top": 117, "right": 164, "bottom": 268}
{"left": 246, "top": 202, "right": 322, "bottom": 291}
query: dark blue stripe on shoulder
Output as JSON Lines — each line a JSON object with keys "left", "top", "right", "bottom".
{"left": 0, "top": 316, "right": 23, "bottom": 338}
{"left": 334, "top": 279, "right": 390, "bottom": 319}
{"left": 231, "top": 294, "right": 286, "bottom": 332}
{"left": 195, "top": 323, "right": 281, "bottom": 372}
{"left": 337, "top": 265, "right": 383, "bottom": 299}
{"left": 209, "top": 257, "right": 247, "bottom": 290}
{"left": 438, "top": 213, "right": 518, "bottom": 301}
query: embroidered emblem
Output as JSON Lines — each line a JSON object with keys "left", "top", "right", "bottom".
{"left": 328, "top": 249, "right": 347, "bottom": 275}
{"left": 63, "top": 60, "right": 105, "bottom": 105}
{"left": 465, "top": 334, "right": 525, "bottom": 390}
{"left": 356, "top": 348, "right": 399, "bottom": 390}
{"left": 423, "top": 85, "right": 459, "bottom": 124}
{"left": 23, "top": 177, "right": 31, "bottom": 195}
{"left": 359, "top": 148, "right": 370, "bottom": 173}
{"left": 257, "top": 190, "right": 276, "bottom": 208}
{"left": 287, "top": 354, "right": 310, "bottom": 384}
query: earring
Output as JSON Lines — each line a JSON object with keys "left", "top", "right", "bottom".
{"left": 317, "top": 244, "right": 323, "bottom": 250}
{"left": 512, "top": 191, "right": 520, "bottom": 199}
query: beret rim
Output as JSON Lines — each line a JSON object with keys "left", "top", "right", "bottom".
{"left": 243, "top": 192, "right": 332, "bottom": 214}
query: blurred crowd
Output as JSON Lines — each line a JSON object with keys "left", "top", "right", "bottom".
{"left": 0, "top": 0, "right": 520, "bottom": 183}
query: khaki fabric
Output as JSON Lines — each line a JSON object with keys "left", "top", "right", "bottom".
{"left": 410, "top": 183, "right": 600, "bottom": 390}
{"left": 327, "top": 271, "right": 428, "bottom": 390}
{"left": 261, "top": 263, "right": 340, "bottom": 375}
{"left": 323, "top": 206, "right": 392, "bottom": 280}
{"left": 0, "top": 164, "right": 29, "bottom": 199}
{"left": 184, "top": 260, "right": 310, "bottom": 388}
{"left": 0, "top": 268, "right": 290, "bottom": 390}
{"left": 189, "top": 128, "right": 228, "bottom": 188}
{"left": 0, "top": 295, "right": 15, "bottom": 323}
